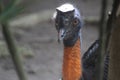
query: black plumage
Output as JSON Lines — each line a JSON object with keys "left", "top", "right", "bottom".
{"left": 82, "top": 40, "right": 109, "bottom": 80}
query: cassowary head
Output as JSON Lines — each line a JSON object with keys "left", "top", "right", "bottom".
{"left": 54, "top": 3, "right": 83, "bottom": 46}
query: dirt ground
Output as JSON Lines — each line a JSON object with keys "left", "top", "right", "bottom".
{"left": 0, "top": 0, "right": 112, "bottom": 80}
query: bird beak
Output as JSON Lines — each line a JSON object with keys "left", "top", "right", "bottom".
{"left": 58, "top": 29, "right": 65, "bottom": 43}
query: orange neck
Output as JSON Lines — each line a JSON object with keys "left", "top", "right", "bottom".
{"left": 62, "top": 38, "right": 82, "bottom": 80}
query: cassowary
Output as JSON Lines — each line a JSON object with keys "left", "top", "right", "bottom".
{"left": 54, "top": 3, "right": 109, "bottom": 80}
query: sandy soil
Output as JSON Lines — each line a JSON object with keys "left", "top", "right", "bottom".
{"left": 0, "top": 0, "right": 112, "bottom": 80}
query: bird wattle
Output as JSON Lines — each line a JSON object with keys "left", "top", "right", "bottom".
{"left": 62, "top": 38, "right": 82, "bottom": 80}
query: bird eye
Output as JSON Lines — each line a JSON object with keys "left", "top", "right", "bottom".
{"left": 73, "top": 18, "right": 79, "bottom": 26}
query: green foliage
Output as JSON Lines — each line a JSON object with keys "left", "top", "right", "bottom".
{"left": 0, "top": 0, "right": 23, "bottom": 23}
{"left": 0, "top": 1, "right": 28, "bottom": 80}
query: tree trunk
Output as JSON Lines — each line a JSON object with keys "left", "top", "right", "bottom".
{"left": 108, "top": 14, "right": 120, "bottom": 80}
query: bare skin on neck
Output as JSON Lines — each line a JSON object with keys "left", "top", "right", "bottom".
{"left": 62, "top": 38, "right": 82, "bottom": 80}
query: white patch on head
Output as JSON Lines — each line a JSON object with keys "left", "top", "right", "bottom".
{"left": 55, "top": 3, "right": 81, "bottom": 20}
{"left": 53, "top": 3, "right": 83, "bottom": 26}
{"left": 56, "top": 3, "right": 75, "bottom": 12}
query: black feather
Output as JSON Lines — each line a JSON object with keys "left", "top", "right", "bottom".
{"left": 82, "top": 39, "right": 109, "bottom": 80}
{"left": 103, "top": 53, "right": 109, "bottom": 80}
{"left": 82, "top": 40, "right": 99, "bottom": 69}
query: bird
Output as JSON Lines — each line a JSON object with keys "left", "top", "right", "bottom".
{"left": 53, "top": 3, "right": 109, "bottom": 80}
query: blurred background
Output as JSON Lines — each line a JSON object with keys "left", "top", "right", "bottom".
{"left": 0, "top": 0, "right": 113, "bottom": 80}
